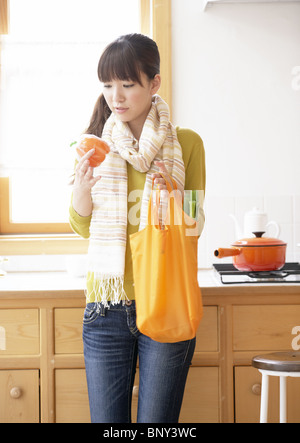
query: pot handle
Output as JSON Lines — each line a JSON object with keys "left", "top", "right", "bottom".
{"left": 214, "top": 247, "right": 241, "bottom": 258}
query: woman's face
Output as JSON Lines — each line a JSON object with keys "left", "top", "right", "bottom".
{"left": 102, "top": 72, "right": 161, "bottom": 139}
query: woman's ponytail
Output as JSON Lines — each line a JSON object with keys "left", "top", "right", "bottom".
{"left": 85, "top": 94, "right": 111, "bottom": 137}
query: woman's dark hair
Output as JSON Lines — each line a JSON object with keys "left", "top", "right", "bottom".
{"left": 85, "top": 33, "right": 160, "bottom": 137}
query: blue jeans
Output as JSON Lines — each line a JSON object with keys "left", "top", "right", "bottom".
{"left": 82, "top": 300, "right": 195, "bottom": 423}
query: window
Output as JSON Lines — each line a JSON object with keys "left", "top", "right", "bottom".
{"left": 0, "top": 0, "right": 172, "bottom": 253}
{"left": 0, "top": 0, "right": 140, "bottom": 233}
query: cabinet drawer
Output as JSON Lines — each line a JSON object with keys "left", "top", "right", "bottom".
{"left": 0, "top": 369, "right": 39, "bottom": 423}
{"left": 195, "top": 306, "right": 218, "bottom": 352}
{"left": 54, "top": 306, "right": 219, "bottom": 355}
{"left": 0, "top": 309, "right": 39, "bottom": 355}
{"left": 55, "top": 308, "right": 84, "bottom": 354}
{"left": 233, "top": 305, "right": 300, "bottom": 351}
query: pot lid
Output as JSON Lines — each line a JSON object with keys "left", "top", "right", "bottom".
{"left": 232, "top": 231, "right": 287, "bottom": 247}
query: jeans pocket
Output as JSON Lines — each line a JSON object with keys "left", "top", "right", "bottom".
{"left": 83, "top": 303, "right": 100, "bottom": 325}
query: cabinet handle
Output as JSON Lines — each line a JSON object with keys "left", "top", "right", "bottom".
{"left": 132, "top": 385, "right": 139, "bottom": 397}
{"left": 10, "top": 387, "right": 22, "bottom": 399}
{"left": 251, "top": 383, "right": 261, "bottom": 396}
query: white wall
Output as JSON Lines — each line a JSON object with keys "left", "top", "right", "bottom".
{"left": 172, "top": 0, "right": 300, "bottom": 266}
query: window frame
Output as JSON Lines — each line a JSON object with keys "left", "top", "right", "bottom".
{"left": 0, "top": 0, "right": 172, "bottom": 254}
{"left": 0, "top": 0, "right": 9, "bottom": 35}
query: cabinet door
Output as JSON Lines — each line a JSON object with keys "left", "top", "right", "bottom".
{"left": 132, "top": 367, "right": 219, "bottom": 423}
{"left": 55, "top": 369, "right": 90, "bottom": 423}
{"left": 181, "top": 367, "right": 219, "bottom": 423}
{"left": 235, "top": 366, "right": 300, "bottom": 423}
{"left": 55, "top": 367, "right": 220, "bottom": 423}
{"left": 0, "top": 370, "right": 39, "bottom": 423}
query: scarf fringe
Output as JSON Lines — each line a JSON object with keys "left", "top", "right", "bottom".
{"left": 86, "top": 273, "right": 129, "bottom": 307}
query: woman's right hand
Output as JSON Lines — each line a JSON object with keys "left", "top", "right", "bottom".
{"left": 72, "top": 149, "right": 101, "bottom": 217}
{"left": 74, "top": 148, "right": 101, "bottom": 191}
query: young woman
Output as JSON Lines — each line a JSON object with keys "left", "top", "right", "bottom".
{"left": 69, "top": 33, "right": 206, "bottom": 423}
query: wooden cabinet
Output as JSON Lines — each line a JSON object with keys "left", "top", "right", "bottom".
{"left": 55, "top": 308, "right": 84, "bottom": 354}
{"left": 0, "top": 370, "right": 39, "bottom": 423}
{"left": 235, "top": 366, "right": 300, "bottom": 423}
{"left": 55, "top": 369, "right": 89, "bottom": 423}
{"left": 181, "top": 367, "right": 219, "bottom": 423}
{"left": 53, "top": 306, "right": 219, "bottom": 423}
{"left": 232, "top": 304, "right": 300, "bottom": 422}
{"left": 233, "top": 305, "right": 300, "bottom": 351}
{"left": 0, "top": 278, "right": 300, "bottom": 423}
{"left": 0, "top": 309, "right": 39, "bottom": 355}
{"left": 195, "top": 306, "right": 219, "bottom": 353}
{"left": 131, "top": 367, "right": 219, "bottom": 423}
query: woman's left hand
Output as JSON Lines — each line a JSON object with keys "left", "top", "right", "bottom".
{"left": 152, "top": 161, "right": 173, "bottom": 190}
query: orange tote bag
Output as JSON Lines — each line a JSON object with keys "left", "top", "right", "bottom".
{"left": 130, "top": 173, "right": 203, "bottom": 343}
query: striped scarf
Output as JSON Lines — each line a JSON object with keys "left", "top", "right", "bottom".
{"left": 86, "top": 95, "right": 185, "bottom": 305}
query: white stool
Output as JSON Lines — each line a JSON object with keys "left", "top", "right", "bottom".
{"left": 252, "top": 352, "right": 300, "bottom": 423}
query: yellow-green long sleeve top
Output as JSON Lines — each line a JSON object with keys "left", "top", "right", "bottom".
{"left": 69, "top": 127, "right": 206, "bottom": 302}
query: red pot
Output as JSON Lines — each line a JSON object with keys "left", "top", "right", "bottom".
{"left": 214, "top": 232, "right": 287, "bottom": 272}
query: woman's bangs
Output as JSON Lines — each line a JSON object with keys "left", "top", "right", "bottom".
{"left": 98, "top": 44, "right": 142, "bottom": 84}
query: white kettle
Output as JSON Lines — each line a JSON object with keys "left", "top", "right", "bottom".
{"left": 230, "top": 207, "right": 280, "bottom": 239}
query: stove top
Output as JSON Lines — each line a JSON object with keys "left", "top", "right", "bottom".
{"left": 213, "top": 262, "right": 300, "bottom": 285}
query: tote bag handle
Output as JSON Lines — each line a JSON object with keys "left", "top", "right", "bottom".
{"left": 147, "top": 173, "right": 181, "bottom": 229}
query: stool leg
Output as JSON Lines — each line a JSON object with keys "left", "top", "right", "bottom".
{"left": 260, "top": 372, "right": 269, "bottom": 423}
{"left": 280, "top": 376, "right": 287, "bottom": 423}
